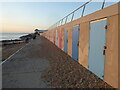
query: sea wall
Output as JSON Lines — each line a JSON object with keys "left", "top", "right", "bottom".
{"left": 42, "top": 3, "right": 119, "bottom": 88}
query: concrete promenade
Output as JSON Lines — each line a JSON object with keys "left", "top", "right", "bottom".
{"left": 2, "top": 36, "right": 111, "bottom": 88}
{"left": 2, "top": 36, "right": 51, "bottom": 88}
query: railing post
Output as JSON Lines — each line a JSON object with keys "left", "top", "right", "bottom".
{"left": 81, "top": 5, "right": 86, "bottom": 17}
{"left": 65, "top": 16, "right": 68, "bottom": 24}
{"left": 56, "top": 23, "right": 57, "bottom": 27}
{"left": 61, "top": 19, "right": 63, "bottom": 26}
{"left": 57, "top": 22, "right": 59, "bottom": 27}
{"left": 71, "top": 12, "right": 74, "bottom": 22}
{"left": 102, "top": 0, "right": 105, "bottom": 9}
{"left": 59, "top": 21, "right": 61, "bottom": 26}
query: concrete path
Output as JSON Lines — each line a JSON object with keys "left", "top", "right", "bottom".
{"left": 2, "top": 36, "right": 51, "bottom": 88}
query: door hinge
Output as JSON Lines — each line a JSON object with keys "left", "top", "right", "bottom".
{"left": 104, "top": 25, "right": 108, "bottom": 30}
{"left": 102, "top": 45, "right": 107, "bottom": 55}
{"left": 67, "top": 39, "right": 68, "bottom": 42}
{"left": 77, "top": 41, "right": 79, "bottom": 46}
{"left": 102, "top": 75, "right": 104, "bottom": 78}
{"left": 102, "top": 49, "right": 106, "bottom": 55}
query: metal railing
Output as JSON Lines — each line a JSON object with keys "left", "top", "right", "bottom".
{"left": 47, "top": 0, "right": 108, "bottom": 30}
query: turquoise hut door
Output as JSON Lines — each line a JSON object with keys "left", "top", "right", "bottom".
{"left": 64, "top": 28, "right": 68, "bottom": 53}
{"left": 88, "top": 18, "right": 107, "bottom": 80}
{"left": 72, "top": 25, "right": 80, "bottom": 61}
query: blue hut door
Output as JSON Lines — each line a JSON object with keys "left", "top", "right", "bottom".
{"left": 55, "top": 30, "right": 58, "bottom": 46}
{"left": 64, "top": 28, "right": 68, "bottom": 53}
{"left": 72, "top": 25, "right": 80, "bottom": 61}
{"left": 88, "top": 18, "right": 107, "bottom": 80}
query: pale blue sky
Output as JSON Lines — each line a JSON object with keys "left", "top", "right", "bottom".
{"left": 0, "top": 2, "right": 118, "bottom": 33}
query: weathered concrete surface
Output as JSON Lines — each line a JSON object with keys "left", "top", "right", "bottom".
{"left": 68, "top": 27, "right": 72, "bottom": 57}
{"left": 104, "top": 14, "right": 118, "bottom": 88}
{"left": 2, "top": 36, "right": 51, "bottom": 88}
{"left": 79, "top": 22, "right": 89, "bottom": 69}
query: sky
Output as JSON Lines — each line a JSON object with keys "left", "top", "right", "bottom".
{"left": 0, "top": 1, "right": 118, "bottom": 33}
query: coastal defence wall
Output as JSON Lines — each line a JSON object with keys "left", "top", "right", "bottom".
{"left": 42, "top": 3, "right": 119, "bottom": 88}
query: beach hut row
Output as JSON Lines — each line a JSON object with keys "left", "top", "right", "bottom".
{"left": 42, "top": 3, "right": 119, "bottom": 88}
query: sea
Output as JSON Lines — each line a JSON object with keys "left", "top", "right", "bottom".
{"left": 0, "top": 33, "right": 29, "bottom": 41}
{"left": 0, "top": 33, "right": 29, "bottom": 61}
